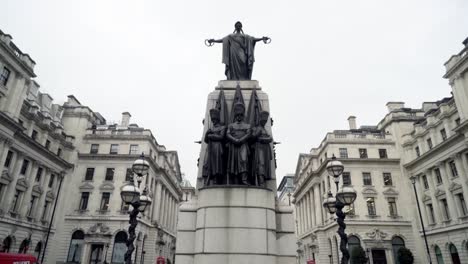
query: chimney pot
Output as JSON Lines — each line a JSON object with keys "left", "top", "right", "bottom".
{"left": 348, "top": 116, "right": 357, "bottom": 130}
{"left": 121, "top": 112, "right": 131, "bottom": 127}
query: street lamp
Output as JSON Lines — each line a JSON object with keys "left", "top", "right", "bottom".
{"left": 410, "top": 176, "right": 432, "bottom": 264}
{"left": 323, "top": 155, "right": 357, "bottom": 264}
{"left": 121, "top": 153, "right": 152, "bottom": 264}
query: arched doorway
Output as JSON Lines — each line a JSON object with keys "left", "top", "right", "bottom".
{"left": 111, "top": 231, "right": 127, "bottom": 264}
{"left": 1, "top": 236, "right": 12, "bottom": 252}
{"left": 18, "top": 238, "right": 30, "bottom": 253}
{"left": 34, "top": 242, "right": 42, "bottom": 259}
{"left": 434, "top": 245, "right": 444, "bottom": 264}
{"left": 392, "top": 236, "right": 405, "bottom": 264}
{"left": 449, "top": 244, "right": 460, "bottom": 264}
{"left": 66, "top": 230, "right": 84, "bottom": 263}
{"left": 348, "top": 236, "right": 361, "bottom": 264}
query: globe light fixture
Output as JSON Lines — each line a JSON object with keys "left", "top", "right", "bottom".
{"left": 323, "top": 192, "right": 337, "bottom": 214}
{"left": 121, "top": 184, "right": 141, "bottom": 204}
{"left": 336, "top": 186, "right": 357, "bottom": 205}
{"left": 132, "top": 153, "right": 150, "bottom": 176}
{"left": 138, "top": 188, "right": 152, "bottom": 212}
{"left": 326, "top": 155, "right": 344, "bottom": 178}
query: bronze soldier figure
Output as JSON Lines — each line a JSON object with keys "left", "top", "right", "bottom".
{"left": 251, "top": 111, "right": 273, "bottom": 186}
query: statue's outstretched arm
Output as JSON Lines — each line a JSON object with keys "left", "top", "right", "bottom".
{"left": 205, "top": 38, "right": 223, "bottom": 46}
{"left": 254, "top": 36, "right": 271, "bottom": 43}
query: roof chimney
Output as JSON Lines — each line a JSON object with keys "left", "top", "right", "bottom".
{"left": 121, "top": 112, "right": 131, "bottom": 127}
{"left": 348, "top": 116, "right": 357, "bottom": 130}
{"left": 386, "top": 102, "right": 405, "bottom": 112}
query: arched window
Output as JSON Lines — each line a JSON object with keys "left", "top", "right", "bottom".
{"left": 18, "top": 239, "right": 29, "bottom": 253}
{"left": 334, "top": 236, "right": 339, "bottom": 262}
{"left": 392, "top": 236, "right": 405, "bottom": 264}
{"left": 67, "top": 230, "right": 84, "bottom": 263}
{"left": 449, "top": 244, "right": 461, "bottom": 264}
{"left": 34, "top": 242, "right": 42, "bottom": 259}
{"left": 111, "top": 231, "right": 128, "bottom": 264}
{"left": 328, "top": 238, "right": 333, "bottom": 263}
{"left": 1, "top": 236, "right": 12, "bottom": 252}
{"left": 348, "top": 235, "right": 361, "bottom": 264}
{"left": 434, "top": 246, "right": 444, "bottom": 264}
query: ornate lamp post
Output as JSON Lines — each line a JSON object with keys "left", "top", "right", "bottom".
{"left": 410, "top": 176, "right": 432, "bottom": 264}
{"left": 322, "top": 155, "right": 357, "bottom": 264}
{"left": 121, "top": 153, "right": 152, "bottom": 264}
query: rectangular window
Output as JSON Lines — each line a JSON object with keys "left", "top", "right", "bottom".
{"left": 105, "top": 168, "right": 114, "bottom": 181}
{"left": 342, "top": 172, "right": 351, "bottom": 186}
{"left": 79, "top": 192, "right": 90, "bottom": 210}
{"left": 427, "top": 203, "right": 435, "bottom": 223}
{"left": 422, "top": 175, "right": 429, "bottom": 189}
{"left": 35, "top": 167, "right": 43, "bottom": 182}
{"left": 57, "top": 148, "right": 62, "bottom": 157}
{"left": 379, "top": 149, "right": 388, "bottom": 159}
{"left": 440, "top": 129, "right": 447, "bottom": 141}
{"left": 27, "top": 196, "right": 37, "bottom": 217}
{"left": 367, "top": 197, "right": 376, "bottom": 216}
{"left": 362, "top": 172, "right": 372, "bottom": 186}
{"left": 0, "top": 67, "right": 11, "bottom": 86}
{"left": 359, "top": 148, "right": 368, "bottom": 158}
{"left": 31, "top": 130, "right": 38, "bottom": 141}
{"left": 339, "top": 148, "right": 348, "bottom": 159}
{"left": 457, "top": 194, "right": 468, "bottom": 216}
{"left": 449, "top": 161, "right": 458, "bottom": 177}
{"left": 9, "top": 190, "right": 22, "bottom": 212}
{"left": 41, "top": 201, "right": 50, "bottom": 220}
{"left": 441, "top": 199, "right": 450, "bottom": 220}
{"left": 383, "top": 173, "right": 393, "bottom": 186}
{"left": 435, "top": 168, "right": 443, "bottom": 184}
{"left": 129, "top": 144, "right": 139, "bottom": 155}
{"left": 4, "top": 151, "right": 13, "bottom": 168}
{"left": 427, "top": 138, "right": 433, "bottom": 149}
{"left": 48, "top": 174, "right": 55, "bottom": 188}
{"left": 90, "top": 144, "right": 99, "bottom": 154}
{"left": 415, "top": 146, "right": 420, "bottom": 157}
{"left": 20, "top": 159, "right": 29, "bottom": 175}
{"left": 110, "top": 144, "right": 119, "bottom": 154}
{"left": 100, "top": 192, "right": 110, "bottom": 211}
{"left": 125, "top": 168, "right": 133, "bottom": 182}
{"left": 388, "top": 198, "right": 398, "bottom": 216}
{"left": 45, "top": 140, "right": 51, "bottom": 149}
{"left": 85, "top": 168, "right": 95, "bottom": 181}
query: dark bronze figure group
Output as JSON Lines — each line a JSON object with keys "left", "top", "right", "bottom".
{"left": 206, "top": 21, "right": 271, "bottom": 80}
{"left": 202, "top": 88, "right": 273, "bottom": 187}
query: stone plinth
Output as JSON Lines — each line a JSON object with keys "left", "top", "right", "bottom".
{"left": 176, "top": 81, "right": 295, "bottom": 264}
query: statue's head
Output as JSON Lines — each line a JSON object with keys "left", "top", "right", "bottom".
{"left": 209, "top": 108, "right": 220, "bottom": 124}
{"left": 234, "top": 21, "right": 243, "bottom": 34}
{"left": 233, "top": 102, "right": 245, "bottom": 122}
{"left": 259, "top": 111, "right": 270, "bottom": 127}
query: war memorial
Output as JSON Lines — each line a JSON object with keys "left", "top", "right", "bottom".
{"left": 174, "top": 22, "right": 296, "bottom": 264}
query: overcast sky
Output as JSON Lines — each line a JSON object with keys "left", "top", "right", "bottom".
{"left": 2, "top": 0, "right": 467, "bottom": 185}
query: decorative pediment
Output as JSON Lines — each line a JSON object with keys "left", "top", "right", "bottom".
{"left": 79, "top": 182, "right": 95, "bottom": 191}
{"left": 1, "top": 170, "right": 12, "bottom": 184}
{"left": 361, "top": 186, "right": 378, "bottom": 196}
{"left": 32, "top": 185, "right": 44, "bottom": 195}
{"left": 434, "top": 188, "right": 446, "bottom": 197}
{"left": 449, "top": 182, "right": 463, "bottom": 193}
{"left": 422, "top": 194, "right": 432, "bottom": 202}
{"left": 88, "top": 223, "right": 111, "bottom": 235}
{"left": 16, "top": 178, "right": 29, "bottom": 192}
{"left": 365, "top": 228, "right": 388, "bottom": 241}
{"left": 383, "top": 187, "right": 399, "bottom": 196}
{"left": 46, "top": 190, "right": 55, "bottom": 201}
{"left": 99, "top": 182, "right": 115, "bottom": 191}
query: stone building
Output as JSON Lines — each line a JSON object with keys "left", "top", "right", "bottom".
{"left": 55, "top": 100, "right": 183, "bottom": 264}
{"left": 278, "top": 174, "right": 294, "bottom": 205}
{"left": 293, "top": 37, "right": 468, "bottom": 264}
{"left": 180, "top": 174, "right": 195, "bottom": 202}
{"left": 0, "top": 29, "right": 75, "bottom": 262}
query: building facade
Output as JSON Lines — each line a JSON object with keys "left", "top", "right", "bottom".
{"left": 293, "top": 37, "right": 468, "bottom": 264}
{"left": 0, "top": 29, "right": 75, "bottom": 263}
{"left": 278, "top": 174, "right": 295, "bottom": 205}
{"left": 55, "top": 102, "right": 183, "bottom": 264}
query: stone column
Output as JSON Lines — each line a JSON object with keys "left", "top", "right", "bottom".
{"left": 426, "top": 168, "right": 443, "bottom": 223}
{"left": 168, "top": 196, "right": 174, "bottom": 231}
{"left": 19, "top": 161, "right": 38, "bottom": 218}
{"left": 303, "top": 195, "right": 309, "bottom": 232}
{"left": 443, "top": 160, "right": 459, "bottom": 219}
{"left": 151, "top": 180, "right": 162, "bottom": 222}
{"left": 314, "top": 185, "right": 323, "bottom": 226}
{"left": 297, "top": 200, "right": 303, "bottom": 235}
{"left": 0, "top": 138, "right": 13, "bottom": 173}
{"left": 36, "top": 169, "right": 51, "bottom": 222}
{"left": 174, "top": 199, "right": 179, "bottom": 232}
{"left": 311, "top": 188, "right": 316, "bottom": 227}
{"left": 161, "top": 188, "right": 168, "bottom": 228}
{"left": 414, "top": 174, "right": 431, "bottom": 225}
{"left": 1, "top": 151, "right": 24, "bottom": 213}
{"left": 300, "top": 200, "right": 305, "bottom": 234}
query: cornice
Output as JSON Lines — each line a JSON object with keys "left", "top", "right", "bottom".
{"left": 0, "top": 42, "right": 36, "bottom": 78}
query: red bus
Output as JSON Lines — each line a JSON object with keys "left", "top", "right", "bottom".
{"left": 0, "top": 253, "right": 38, "bottom": 264}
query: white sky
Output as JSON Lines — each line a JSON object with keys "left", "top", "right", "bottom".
{"left": 2, "top": 0, "right": 467, "bottom": 186}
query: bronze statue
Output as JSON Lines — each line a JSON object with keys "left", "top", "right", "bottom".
{"left": 206, "top": 21, "right": 271, "bottom": 80}
{"left": 251, "top": 111, "right": 273, "bottom": 186}
{"left": 203, "top": 109, "right": 226, "bottom": 185}
{"left": 226, "top": 102, "right": 251, "bottom": 184}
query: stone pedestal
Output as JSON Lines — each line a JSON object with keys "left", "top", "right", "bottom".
{"left": 175, "top": 81, "right": 296, "bottom": 264}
